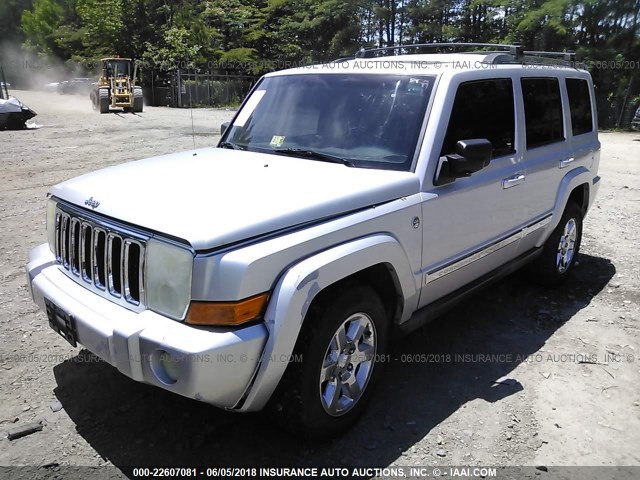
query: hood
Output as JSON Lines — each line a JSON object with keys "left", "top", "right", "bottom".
{"left": 50, "top": 148, "right": 419, "bottom": 250}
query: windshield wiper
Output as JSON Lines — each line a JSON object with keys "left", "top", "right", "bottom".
{"left": 219, "top": 141, "right": 247, "bottom": 151}
{"left": 274, "top": 148, "right": 356, "bottom": 167}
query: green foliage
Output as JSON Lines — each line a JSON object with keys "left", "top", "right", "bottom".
{"left": 1, "top": 0, "right": 34, "bottom": 42}
{"left": 21, "top": 0, "right": 64, "bottom": 54}
{"left": 21, "top": 0, "right": 85, "bottom": 60}
{"left": 143, "top": 26, "right": 203, "bottom": 71}
{"left": 77, "top": 0, "right": 125, "bottom": 55}
{"left": 7, "top": 0, "right": 640, "bottom": 125}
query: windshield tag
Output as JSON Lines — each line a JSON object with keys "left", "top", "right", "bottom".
{"left": 270, "top": 135, "right": 285, "bottom": 147}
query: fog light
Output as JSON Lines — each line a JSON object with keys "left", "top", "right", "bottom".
{"left": 151, "top": 349, "right": 180, "bottom": 385}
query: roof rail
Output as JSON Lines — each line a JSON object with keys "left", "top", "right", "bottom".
{"left": 523, "top": 50, "right": 576, "bottom": 62}
{"left": 356, "top": 42, "right": 524, "bottom": 59}
{"left": 332, "top": 56, "right": 355, "bottom": 63}
{"left": 355, "top": 42, "right": 580, "bottom": 67}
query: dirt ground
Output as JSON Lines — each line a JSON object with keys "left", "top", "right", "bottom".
{"left": 0, "top": 90, "right": 639, "bottom": 476}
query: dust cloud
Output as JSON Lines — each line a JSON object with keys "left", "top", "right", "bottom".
{"left": 1, "top": 42, "right": 98, "bottom": 113}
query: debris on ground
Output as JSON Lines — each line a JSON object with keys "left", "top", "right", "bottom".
{"left": 6, "top": 421, "right": 43, "bottom": 441}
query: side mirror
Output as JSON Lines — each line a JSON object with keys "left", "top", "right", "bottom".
{"left": 220, "top": 122, "right": 230, "bottom": 136}
{"left": 434, "top": 139, "right": 492, "bottom": 186}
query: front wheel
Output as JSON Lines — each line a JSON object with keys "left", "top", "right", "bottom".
{"left": 133, "top": 87, "right": 143, "bottom": 112}
{"left": 268, "top": 285, "right": 388, "bottom": 437}
{"left": 527, "top": 202, "right": 583, "bottom": 286}
{"left": 98, "top": 88, "right": 109, "bottom": 114}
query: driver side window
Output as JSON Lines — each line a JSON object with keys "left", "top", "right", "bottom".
{"left": 441, "top": 79, "right": 515, "bottom": 158}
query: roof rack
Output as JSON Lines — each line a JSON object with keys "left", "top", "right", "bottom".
{"left": 524, "top": 50, "right": 576, "bottom": 62}
{"left": 356, "top": 42, "right": 523, "bottom": 59}
{"left": 354, "top": 42, "right": 580, "bottom": 67}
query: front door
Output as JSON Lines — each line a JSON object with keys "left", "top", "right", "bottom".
{"left": 418, "top": 76, "right": 529, "bottom": 308}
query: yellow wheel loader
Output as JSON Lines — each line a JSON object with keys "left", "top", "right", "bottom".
{"left": 90, "top": 57, "right": 143, "bottom": 113}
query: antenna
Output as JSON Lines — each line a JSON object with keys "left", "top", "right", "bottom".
{"left": 187, "top": 69, "right": 196, "bottom": 149}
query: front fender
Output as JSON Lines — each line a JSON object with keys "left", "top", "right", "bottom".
{"left": 235, "top": 233, "right": 417, "bottom": 412}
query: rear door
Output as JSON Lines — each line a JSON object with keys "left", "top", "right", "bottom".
{"left": 564, "top": 76, "right": 600, "bottom": 176}
{"left": 516, "top": 75, "right": 598, "bottom": 253}
{"left": 518, "top": 77, "right": 570, "bottom": 222}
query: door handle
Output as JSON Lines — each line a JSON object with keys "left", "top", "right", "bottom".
{"left": 502, "top": 173, "right": 525, "bottom": 189}
{"left": 559, "top": 157, "right": 575, "bottom": 168}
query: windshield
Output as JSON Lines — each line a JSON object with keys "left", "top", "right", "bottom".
{"left": 222, "top": 73, "right": 434, "bottom": 171}
{"left": 106, "top": 60, "right": 131, "bottom": 78}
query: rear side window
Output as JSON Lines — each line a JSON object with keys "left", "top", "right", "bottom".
{"left": 566, "top": 78, "right": 593, "bottom": 136}
{"left": 521, "top": 78, "right": 564, "bottom": 149}
{"left": 441, "top": 79, "right": 515, "bottom": 157}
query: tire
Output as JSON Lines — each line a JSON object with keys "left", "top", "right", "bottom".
{"left": 526, "top": 202, "right": 583, "bottom": 286}
{"left": 268, "top": 285, "right": 388, "bottom": 438}
{"left": 99, "top": 88, "right": 109, "bottom": 114}
{"left": 133, "top": 87, "right": 143, "bottom": 112}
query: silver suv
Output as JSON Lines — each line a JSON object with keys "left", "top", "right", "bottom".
{"left": 26, "top": 44, "right": 600, "bottom": 437}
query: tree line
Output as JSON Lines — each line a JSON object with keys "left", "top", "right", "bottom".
{"left": 1, "top": 0, "right": 639, "bottom": 125}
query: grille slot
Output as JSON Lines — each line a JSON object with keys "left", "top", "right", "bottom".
{"left": 60, "top": 213, "right": 70, "bottom": 268}
{"left": 70, "top": 218, "right": 81, "bottom": 275}
{"left": 107, "top": 233, "right": 123, "bottom": 297}
{"left": 93, "top": 228, "right": 107, "bottom": 290}
{"left": 54, "top": 206, "right": 147, "bottom": 310}
{"left": 123, "top": 240, "right": 143, "bottom": 304}
{"left": 81, "top": 223, "right": 93, "bottom": 282}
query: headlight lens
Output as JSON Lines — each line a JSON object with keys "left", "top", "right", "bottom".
{"left": 46, "top": 198, "right": 58, "bottom": 254}
{"left": 146, "top": 239, "right": 193, "bottom": 320}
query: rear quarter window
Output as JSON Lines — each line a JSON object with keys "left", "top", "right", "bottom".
{"left": 566, "top": 78, "right": 594, "bottom": 136}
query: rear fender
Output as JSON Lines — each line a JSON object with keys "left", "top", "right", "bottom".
{"left": 537, "top": 167, "right": 592, "bottom": 248}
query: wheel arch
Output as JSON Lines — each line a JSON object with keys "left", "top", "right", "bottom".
{"left": 568, "top": 182, "right": 589, "bottom": 216}
{"left": 308, "top": 262, "right": 404, "bottom": 331}
{"left": 235, "top": 234, "right": 418, "bottom": 412}
{"left": 537, "top": 168, "right": 591, "bottom": 248}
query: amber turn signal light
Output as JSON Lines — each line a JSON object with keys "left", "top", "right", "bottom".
{"left": 185, "top": 293, "right": 269, "bottom": 326}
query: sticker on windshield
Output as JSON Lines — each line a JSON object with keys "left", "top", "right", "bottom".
{"left": 270, "top": 135, "right": 285, "bottom": 147}
{"left": 233, "top": 90, "right": 266, "bottom": 127}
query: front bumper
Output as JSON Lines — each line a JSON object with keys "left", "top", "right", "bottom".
{"left": 26, "top": 243, "right": 268, "bottom": 409}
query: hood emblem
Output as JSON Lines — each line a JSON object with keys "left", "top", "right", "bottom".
{"left": 84, "top": 197, "right": 100, "bottom": 209}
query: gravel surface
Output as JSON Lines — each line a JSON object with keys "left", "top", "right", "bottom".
{"left": 0, "top": 90, "right": 639, "bottom": 475}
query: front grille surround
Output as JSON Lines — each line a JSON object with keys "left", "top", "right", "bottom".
{"left": 53, "top": 204, "right": 148, "bottom": 312}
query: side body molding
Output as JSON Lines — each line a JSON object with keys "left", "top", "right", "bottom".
{"left": 235, "top": 234, "right": 418, "bottom": 411}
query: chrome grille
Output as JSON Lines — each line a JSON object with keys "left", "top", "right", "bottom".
{"left": 54, "top": 206, "right": 146, "bottom": 310}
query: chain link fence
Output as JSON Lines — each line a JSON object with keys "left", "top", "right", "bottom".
{"left": 147, "top": 70, "right": 257, "bottom": 108}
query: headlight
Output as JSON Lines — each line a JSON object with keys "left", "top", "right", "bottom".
{"left": 146, "top": 239, "right": 193, "bottom": 320}
{"left": 46, "top": 198, "right": 58, "bottom": 254}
